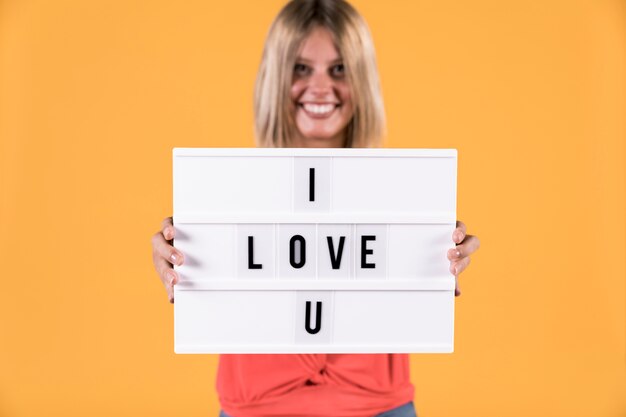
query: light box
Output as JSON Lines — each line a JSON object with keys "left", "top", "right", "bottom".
{"left": 173, "top": 148, "right": 457, "bottom": 353}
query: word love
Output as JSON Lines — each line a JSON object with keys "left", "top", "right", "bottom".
{"left": 248, "top": 234, "right": 377, "bottom": 270}
{"left": 233, "top": 224, "right": 389, "bottom": 279}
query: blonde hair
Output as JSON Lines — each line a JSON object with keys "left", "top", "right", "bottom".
{"left": 254, "top": 0, "right": 385, "bottom": 148}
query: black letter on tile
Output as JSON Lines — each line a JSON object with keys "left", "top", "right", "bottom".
{"left": 248, "top": 236, "right": 262, "bottom": 269}
{"left": 290, "top": 235, "right": 306, "bottom": 269}
{"left": 309, "top": 168, "right": 315, "bottom": 202}
{"left": 305, "top": 301, "right": 322, "bottom": 334}
{"left": 361, "top": 235, "right": 376, "bottom": 269}
{"left": 327, "top": 236, "right": 346, "bottom": 270}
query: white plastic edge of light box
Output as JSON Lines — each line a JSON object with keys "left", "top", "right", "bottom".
{"left": 173, "top": 148, "right": 457, "bottom": 158}
{"left": 173, "top": 213, "right": 456, "bottom": 224}
{"left": 174, "top": 278, "right": 455, "bottom": 291}
{"left": 174, "top": 344, "right": 454, "bottom": 354}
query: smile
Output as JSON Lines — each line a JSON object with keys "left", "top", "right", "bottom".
{"left": 300, "top": 103, "right": 339, "bottom": 118}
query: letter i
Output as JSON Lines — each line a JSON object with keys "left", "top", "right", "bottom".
{"left": 309, "top": 168, "right": 315, "bottom": 202}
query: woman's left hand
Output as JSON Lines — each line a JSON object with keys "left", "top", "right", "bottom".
{"left": 447, "top": 220, "right": 480, "bottom": 297}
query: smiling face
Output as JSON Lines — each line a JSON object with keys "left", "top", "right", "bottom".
{"left": 290, "top": 26, "right": 354, "bottom": 148}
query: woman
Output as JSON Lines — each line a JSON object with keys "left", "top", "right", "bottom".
{"left": 151, "top": 1, "right": 480, "bottom": 416}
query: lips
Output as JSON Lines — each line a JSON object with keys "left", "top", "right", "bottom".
{"left": 299, "top": 102, "right": 340, "bottom": 118}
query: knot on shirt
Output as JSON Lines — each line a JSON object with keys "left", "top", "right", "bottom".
{"left": 305, "top": 368, "right": 327, "bottom": 385}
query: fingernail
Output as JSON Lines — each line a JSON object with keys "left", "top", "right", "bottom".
{"left": 455, "top": 250, "right": 461, "bottom": 258}
{"left": 170, "top": 253, "right": 178, "bottom": 264}
{"left": 168, "top": 273, "right": 176, "bottom": 286}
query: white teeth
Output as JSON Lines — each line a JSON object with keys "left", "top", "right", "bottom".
{"left": 303, "top": 103, "right": 335, "bottom": 115}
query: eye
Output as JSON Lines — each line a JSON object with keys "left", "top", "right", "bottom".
{"left": 294, "top": 63, "right": 310, "bottom": 76}
{"left": 330, "top": 63, "right": 345, "bottom": 78}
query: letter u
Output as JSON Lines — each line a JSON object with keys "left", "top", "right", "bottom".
{"left": 304, "top": 301, "right": 322, "bottom": 335}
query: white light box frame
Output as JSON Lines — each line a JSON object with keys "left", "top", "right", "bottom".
{"left": 173, "top": 148, "right": 457, "bottom": 354}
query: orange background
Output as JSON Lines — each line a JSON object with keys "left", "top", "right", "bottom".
{"left": 0, "top": 1, "right": 624, "bottom": 416}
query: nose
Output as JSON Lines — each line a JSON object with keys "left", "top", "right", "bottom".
{"left": 308, "top": 72, "right": 333, "bottom": 96}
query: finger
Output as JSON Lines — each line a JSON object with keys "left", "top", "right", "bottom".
{"left": 453, "top": 220, "right": 467, "bottom": 244}
{"left": 161, "top": 217, "right": 175, "bottom": 241}
{"left": 451, "top": 235, "right": 480, "bottom": 259}
{"left": 450, "top": 255, "right": 471, "bottom": 276}
{"left": 153, "top": 255, "right": 180, "bottom": 287}
{"left": 152, "top": 231, "right": 184, "bottom": 266}
{"left": 447, "top": 246, "right": 461, "bottom": 261}
{"left": 167, "top": 283, "right": 174, "bottom": 304}
{"left": 155, "top": 255, "right": 178, "bottom": 304}
{"left": 455, "top": 277, "right": 461, "bottom": 297}
{"left": 153, "top": 251, "right": 177, "bottom": 303}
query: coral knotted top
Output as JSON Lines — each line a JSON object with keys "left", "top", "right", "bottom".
{"left": 217, "top": 354, "right": 414, "bottom": 417}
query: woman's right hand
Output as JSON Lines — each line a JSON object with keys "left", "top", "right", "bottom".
{"left": 151, "top": 217, "right": 185, "bottom": 303}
